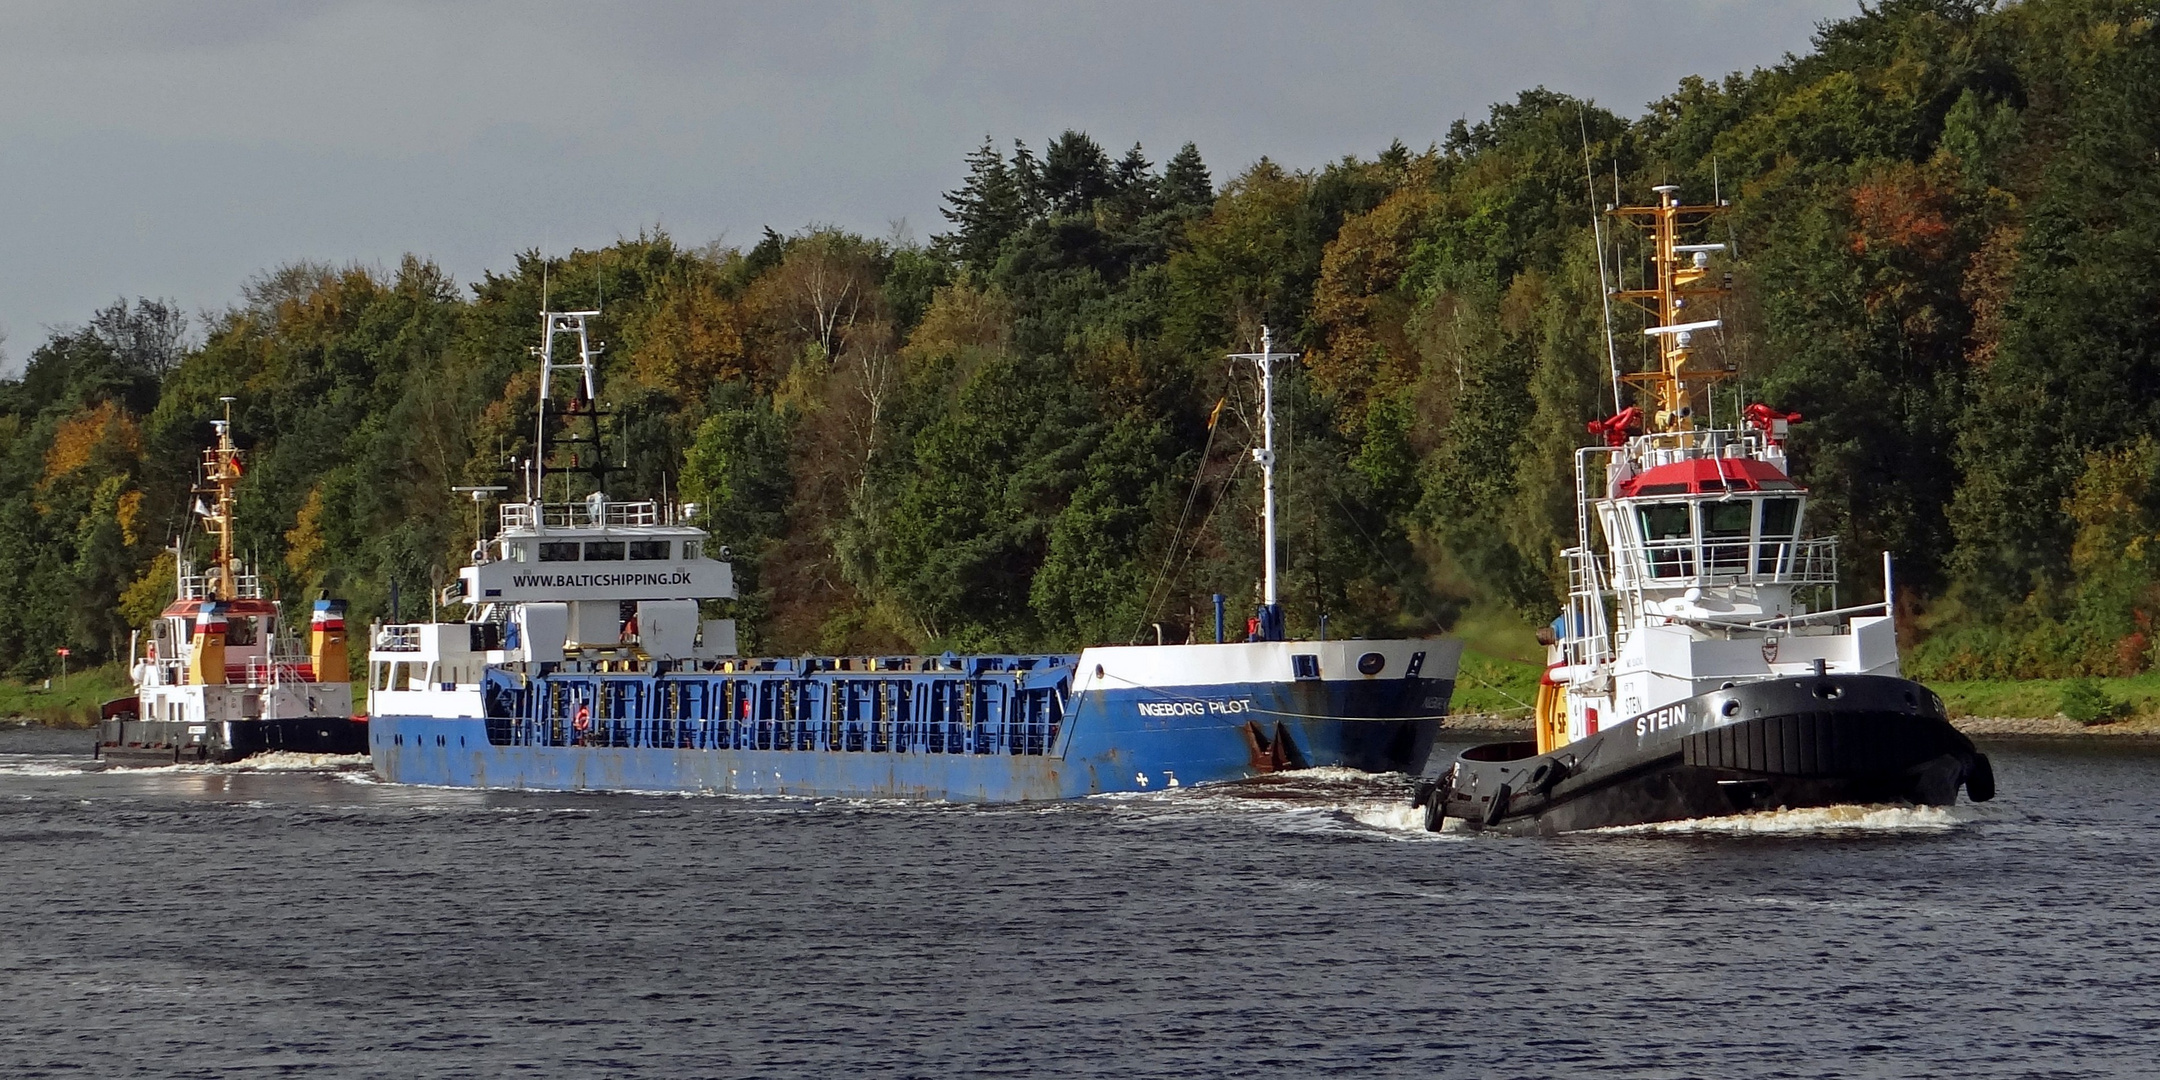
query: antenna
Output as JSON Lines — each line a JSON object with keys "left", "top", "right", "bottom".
{"left": 1229, "top": 327, "right": 1298, "bottom": 641}
{"left": 1582, "top": 114, "right": 1624, "bottom": 415}
{"left": 451, "top": 485, "right": 508, "bottom": 562}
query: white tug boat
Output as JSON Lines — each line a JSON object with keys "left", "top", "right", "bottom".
{"left": 1415, "top": 185, "right": 1993, "bottom": 833}
{"left": 98, "top": 399, "right": 365, "bottom": 764}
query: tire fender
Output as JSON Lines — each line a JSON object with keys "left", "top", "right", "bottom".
{"left": 1965, "top": 752, "right": 1996, "bottom": 803}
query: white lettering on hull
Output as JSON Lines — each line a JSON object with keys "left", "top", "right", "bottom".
{"left": 1634, "top": 703, "right": 1690, "bottom": 739}
{"left": 1136, "top": 698, "right": 1254, "bottom": 718}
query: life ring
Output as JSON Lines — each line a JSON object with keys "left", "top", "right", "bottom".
{"left": 573, "top": 704, "right": 592, "bottom": 734}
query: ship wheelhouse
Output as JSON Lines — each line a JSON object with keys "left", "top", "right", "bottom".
{"left": 1598, "top": 447, "right": 1832, "bottom": 600}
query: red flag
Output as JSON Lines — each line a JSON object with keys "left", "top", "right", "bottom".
{"left": 227, "top": 452, "right": 245, "bottom": 478}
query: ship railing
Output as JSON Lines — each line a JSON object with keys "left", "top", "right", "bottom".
{"left": 500, "top": 500, "right": 666, "bottom": 532}
{"left": 1625, "top": 536, "right": 1839, "bottom": 587}
{"left": 1626, "top": 427, "right": 1776, "bottom": 470}
{"left": 242, "top": 653, "right": 317, "bottom": 686}
{"left": 1561, "top": 547, "right": 1614, "bottom": 676}
{"left": 484, "top": 672, "right": 1068, "bottom": 757}
{"left": 135, "top": 659, "right": 189, "bottom": 687}
{"left": 178, "top": 572, "right": 266, "bottom": 600}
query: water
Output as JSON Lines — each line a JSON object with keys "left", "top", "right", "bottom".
{"left": 1, "top": 725, "right": 2154, "bottom": 1079}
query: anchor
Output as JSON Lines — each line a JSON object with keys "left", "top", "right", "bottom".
{"left": 1243, "top": 720, "right": 1306, "bottom": 773}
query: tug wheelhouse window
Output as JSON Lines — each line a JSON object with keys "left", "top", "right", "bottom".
{"left": 583, "top": 541, "right": 625, "bottom": 561}
{"left": 629, "top": 540, "right": 671, "bottom": 561}
{"left": 538, "top": 542, "right": 581, "bottom": 562}
{"left": 1702, "top": 500, "right": 1753, "bottom": 575}
{"left": 1636, "top": 502, "right": 1695, "bottom": 578}
{"left": 1757, "top": 497, "right": 1802, "bottom": 575}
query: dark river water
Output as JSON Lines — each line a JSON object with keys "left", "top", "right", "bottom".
{"left": 0, "top": 726, "right": 2153, "bottom": 1080}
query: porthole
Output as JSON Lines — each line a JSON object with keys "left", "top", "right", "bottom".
{"left": 1357, "top": 652, "right": 1386, "bottom": 676}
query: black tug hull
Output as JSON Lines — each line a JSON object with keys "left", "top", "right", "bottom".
{"left": 94, "top": 716, "right": 369, "bottom": 767}
{"left": 1417, "top": 674, "right": 1993, "bottom": 835}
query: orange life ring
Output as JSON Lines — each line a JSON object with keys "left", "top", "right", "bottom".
{"left": 573, "top": 704, "right": 592, "bottom": 733}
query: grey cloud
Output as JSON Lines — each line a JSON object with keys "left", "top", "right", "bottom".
{"left": 0, "top": 0, "right": 1855, "bottom": 369}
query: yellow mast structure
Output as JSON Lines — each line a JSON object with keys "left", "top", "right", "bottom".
{"left": 1611, "top": 184, "right": 1732, "bottom": 431}
{"left": 197, "top": 396, "right": 244, "bottom": 602}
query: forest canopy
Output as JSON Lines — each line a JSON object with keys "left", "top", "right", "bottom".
{"left": 4, "top": 0, "right": 2158, "bottom": 681}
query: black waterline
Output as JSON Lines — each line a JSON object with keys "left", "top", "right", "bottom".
{"left": 0, "top": 725, "right": 2154, "bottom": 1079}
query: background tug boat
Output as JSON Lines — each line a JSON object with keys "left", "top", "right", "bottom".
{"left": 96, "top": 399, "right": 365, "bottom": 765}
{"left": 1416, "top": 184, "right": 1994, "bottom": 834}
{"left": 366, "top": 311, "right": 1461, "bottom": 800}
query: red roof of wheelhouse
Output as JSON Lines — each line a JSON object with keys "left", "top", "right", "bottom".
{"left": 1615, "top": 457, "right": 1800, "bottom": 498}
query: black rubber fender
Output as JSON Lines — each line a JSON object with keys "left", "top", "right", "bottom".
{"left": 1966, "top": 752, "right": 1996, "bottom": 803}
{"left": 1526, "top": 759, "right": 1569, "bottom": 794}
{"left": 1423, "top": 794, "right": 1445, "bottom": 832}
{"left": 1483, "top": 782, "right": 1513, "bottom": 826}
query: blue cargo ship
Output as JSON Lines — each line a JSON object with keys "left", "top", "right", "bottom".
{"left": 366, "top": 315, "right": 1459, "bottom": 800}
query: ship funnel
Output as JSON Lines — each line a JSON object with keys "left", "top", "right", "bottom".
{"left": 311, "top": 598, "right": 349, "bottom": 683}
{"left": 188, "top": 603, "right": 228, "bottom": 685}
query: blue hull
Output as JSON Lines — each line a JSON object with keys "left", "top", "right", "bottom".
{"left": 371, "top": 676, "right": 1451, "bottom": 802}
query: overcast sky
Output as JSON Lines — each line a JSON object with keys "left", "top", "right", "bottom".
{"left": 0, "top": 0, "right": 1857, "bottom": 371}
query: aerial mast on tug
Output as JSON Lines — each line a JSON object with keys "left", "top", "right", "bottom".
{"left": 1612, "top": 184, "right": 1735, "bottom": 433}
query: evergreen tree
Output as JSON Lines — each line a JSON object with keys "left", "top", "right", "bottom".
{"left": 937, "top": 137, "right": 1025, "bottom": 270}
{"left": 1161, "top": 142, "right": 1213, "bottom": 212}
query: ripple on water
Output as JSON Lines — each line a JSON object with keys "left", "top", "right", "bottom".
{"left": 0, "top": 740, "right": 2149, "bottom": 1079}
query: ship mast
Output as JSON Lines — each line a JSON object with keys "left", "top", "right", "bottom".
{"left": 530, "top": 309, "right": 606, "bottom": 503}
{"left": 1231, "top": 327, "right": 1297, "bottom": 640}
{"left": 197, "top": 396, "right": 243, "bottom": 601}
{"left": 1611, "top": 184, "right": 1732, "bottom": 431}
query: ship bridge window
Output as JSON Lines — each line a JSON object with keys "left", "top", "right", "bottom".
{"left": 1636, "top": 502, "right": 1695, "bottom": 579}
{"left": 1757, "top": 496, "right": 1803, "bottom": 575}
{"left": 629, "top": 540, "right": 671, "bottom": 561}
{"left": 539, "top": 542, "right": 581, "bottom": 562}
{"left": 584, "top": 541, "right": 626, "bottom": 561}
{"left": 227, "top": 616, "right": 258, "bottom": 646}
{"left": 1760, "top": 497, "right": 1801, "bottom": 539}
{"left": 684, "top": 540, "right": 703, "bottom": 560}
{"left": 1702, "top": 500, "right": 1753, "bottom": 574}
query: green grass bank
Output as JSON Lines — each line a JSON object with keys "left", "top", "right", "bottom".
{"left": 0, "top": 664, "right": 133, "bottom": 727}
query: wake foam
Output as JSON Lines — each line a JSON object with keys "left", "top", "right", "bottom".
{"left": 0, "top": 757, "right": 97, "bottom": 777}
{"left": 194, "top": 751, "right": 371, "bottom": 773}
{"left": 1599, "top": 803, "right": 1967, "bottom": 836}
